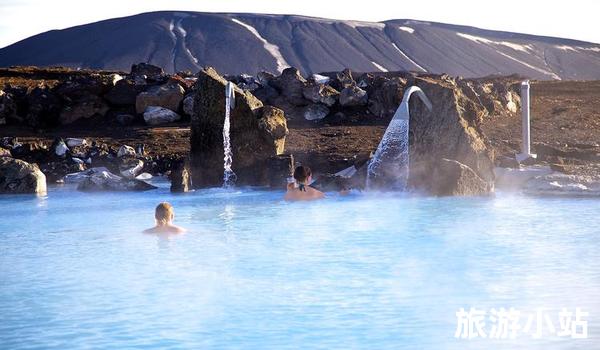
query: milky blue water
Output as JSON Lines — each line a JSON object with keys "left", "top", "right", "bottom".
{"left": 1, "top": 180, "right": 599, "bottom": 350}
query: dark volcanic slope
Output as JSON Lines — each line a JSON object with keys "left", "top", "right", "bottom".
{"left": 1, "top": 11, "right": 600, "bottom": 79}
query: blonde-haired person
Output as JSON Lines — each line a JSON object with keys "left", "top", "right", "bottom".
{"left": 143, "top": 202, "right": 186, "bottom": 234}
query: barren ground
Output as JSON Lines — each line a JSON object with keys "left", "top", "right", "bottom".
{"left": 2, "top": 80, "right": 599, "bottom": 176}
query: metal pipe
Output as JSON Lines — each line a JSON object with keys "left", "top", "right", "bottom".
{"left": 516, "top": 80, "right": 536, "bottom": 163}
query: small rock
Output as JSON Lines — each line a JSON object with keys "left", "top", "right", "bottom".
{"left": 117, "top": 145, "right": 136, "bottom": 158}
{"left": 549, "top": 163, "right": 569, "bottom": 173}
{"left": 131, "top": 63, "right": 166, "bottom": 82}
{"left": 170, "top": 159, "right": 192, "bottom": 193}
{"left": 0, "top": 147, "right": 11, "bottom": 157}
{"left": 115, "top": 114, "right": 135, "bottom": 126}
{"left": 66, "top": 138, "right": 87, "bottom": 147}
{"left": 64, "top": 167, "right": 110, "bottom": 183}
{"left": 54, "top": 139, "right": 69, "bottom": 157}
{"left": 311, "top": 74, "right": 331, "bottom": 84}
{"left": 524, "top": 174, "right": 600, "bottom": 197}
{"left": 110, "top": 74, "right": 124, "bottom": 85}
{"left": 331, "top": 68, "right": 356, "bottom": 90}
{"left": 257, "top": 71, "right": 277, "bottom": 86}
{"left": 302, "top": 84, "right": 339, "bottom": 107}
{"left": 119, "top": 158, "right": 144, "bottom": 178}
{"left": 339, "top": 86, "right": 368, "bottom": 107}
{"left": 183, "top": 95, "right": 194, "bottom": 116}
{"left": 143, "top": 106, "right": 181, "bottom": 126}
{"left": 497, "top": 155, "right": 520, "bottom": 168}
{"left": 77, "top": 170, "right": 157, "bottom": 192}
{"left": 303, "top": 104, "right": 330, "bottom": 121}
{"left": 136, "top": 173, "right": 153, "bottom": 180}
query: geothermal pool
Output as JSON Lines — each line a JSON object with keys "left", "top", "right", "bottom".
{"left": 0, "top": 180, "right": 598, "bottom": 349}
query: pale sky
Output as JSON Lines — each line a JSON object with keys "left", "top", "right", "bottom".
{"left": 1, "top": 0, "right": 599, "bottom": 48}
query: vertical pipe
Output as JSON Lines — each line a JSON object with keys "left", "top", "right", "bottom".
{"left": 521, "top": 80, "right": 531, "bottom": 156}
{"left": 517, "top": 80, "right": 536, "bottom": 162}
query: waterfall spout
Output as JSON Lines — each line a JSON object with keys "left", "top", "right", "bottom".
{"left": 367, "top": 86, "right": 432, "bottom": 190}
{"left": 223, "top": 81, "right": 237, "bottom": 188}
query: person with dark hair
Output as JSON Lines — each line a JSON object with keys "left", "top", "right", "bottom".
{"left": 143, "top": 202, "right": 186, "bottom": 234}
{"left": 284, "top": 165, "right": 325, "bottom": 201}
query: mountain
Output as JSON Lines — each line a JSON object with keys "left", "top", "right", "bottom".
{"left": 1, "top": 11, "right": 599, "bottom": 80}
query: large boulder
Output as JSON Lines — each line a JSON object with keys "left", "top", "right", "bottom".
{"left": 330, "top": 68, "right": 356, "bottom": 91}
{"left": 270, "top": 67, "right": 308, "bottom": 106}
{"left": 430, "top": 159, "right": 492, "bottom": 196}
{"left": 368, "top": 77, "right": 407, "bottom": 118}
{"left": 143, "top": 106, "right": 181, "bottom": 126}
{"left": 0, "top": 89, "right": 18, "bottom": 125}
{"left": 104, "top": 79, "right": 142, "bottom": 106}
{"left": 0, "top": 157, "right": 47, "bottom": 194}
{"left": 302, "top": 84, "right": 339, "bottom": 107}
{"left": 135, "top": 83, "right": 185, "bottom": 114}
{"left": 190, "top": 67, "right": 288, "bottom": 188}
{"left": 53, "top": 75, "right": 113, "bottom": 100}
{"left": 59, "top": 95, "right": 109, "bottom": 125}
{"left": 25, "top": 87, "right": 62, "bottom": 128}
{"left": 466, "top": 79, "right": 521, "bottom": 117}
{"left": 408, "top": 77, "right": 495, "bottom": 194}
{"left": 131, "top": 63, "right": 167, "bottom": 83}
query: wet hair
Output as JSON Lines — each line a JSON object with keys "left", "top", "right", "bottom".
{"left": 293, "top": 166, "right": 312, "bottom": 191}
{"left": 155, "top": 202, "right": 174, "bottom": 225}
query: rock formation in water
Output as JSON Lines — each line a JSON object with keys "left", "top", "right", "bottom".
{"left": 0, "top": 157, "right": 47, "bottom": 194}
{"left": 408, "top": 76, "right": 496, "bottom": 195}
{"left": 190, "top": 67, "right": 289, "bottom": 188}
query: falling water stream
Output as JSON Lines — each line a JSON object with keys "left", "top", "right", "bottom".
{"left": 223, "top": 81, "right": 237, "bottom": 188}
{"left": 366, "top": 116, "right": 411, "bottom": 190}
{"left": 367, "top": 86, "right": 432, "bottom": 190}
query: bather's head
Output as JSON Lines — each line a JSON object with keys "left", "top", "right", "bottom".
{"left": 155, "top": 202, "right": 174, "bottom": 226}
{"left": 293, "top": 165, "right": 312, "bottom": 185}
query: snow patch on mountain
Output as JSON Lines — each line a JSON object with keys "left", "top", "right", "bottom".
{"left": 398, "top": 26, "right": 415, "bottom": 34}
{"left": 231, "top": 18, "right": 289, "bottom": 72}
{"left": 392, "top": 43, "right": 427, "bottom": 72}
{"left": 555, "top": 45, "right": 578, "bottom": 52}
{"left": 578, "top": 46, "right": 600, "bottom": 53}
{"left": 175, "top": 19, "right": 199, "bottom": 65}
{"left": 345, "top": 21, "right": 386, "bottom": 30}
{"left": 457, "top": 32, "right": 533, "bottom": 53}
{"left": 371, "top": 61, "right": 388, "bottom": 72}
{"left": 495, "top": 50, "right": 561, "bottom": 80}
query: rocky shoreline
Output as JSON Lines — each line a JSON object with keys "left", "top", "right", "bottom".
{"left": 2, "top": 64, "right": 600, "bottom": 196}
